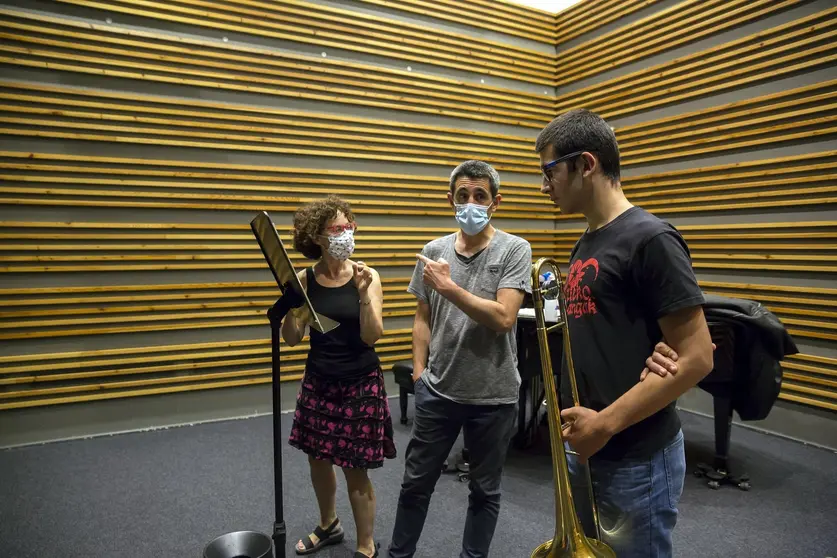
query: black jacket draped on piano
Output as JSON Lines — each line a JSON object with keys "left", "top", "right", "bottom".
{"left": 700, "top": 294, "right": 799, "bottom": 421}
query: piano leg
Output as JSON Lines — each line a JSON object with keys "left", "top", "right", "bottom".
{"left": 515, "top": 376, "right": 528, "bottom": 448}
{"left": 714, "top": 394, "right": 732, "bottom": 471}
{"left": 694, "top": 394, "right": 751, "bottom": 491}
{"left": 513, "top": 374, "right": 543, "bottom": 450}
{"left": 399, "top": 386, "right": 409, "bottom": 425}
{"left": 526, "top": 377, "right": 545, "bottom": 449}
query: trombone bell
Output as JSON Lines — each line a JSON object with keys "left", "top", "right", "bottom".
{"left": 530, "top": 258, "right": 616, "bottom": 558}
{"left": 532, "top": 537, "right": 614, "bottom": 558}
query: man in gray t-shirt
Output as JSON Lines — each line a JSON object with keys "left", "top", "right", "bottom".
{"left": 408, "top": 229, "right": 531, "bottom": 405}
{"left": 388, "top": 160, "right": 532, "bottom": 558}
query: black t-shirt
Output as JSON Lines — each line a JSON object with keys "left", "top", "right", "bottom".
{"left": 561, "top": 206, "right": 705, "bottom": 461}
{"left": 304, "top": 267, "right": 380, "bottom": 379}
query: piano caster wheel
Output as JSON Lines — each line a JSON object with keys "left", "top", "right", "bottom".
{"left": 695, "top": 462, "right": 750, "bottom": 491}
{"left": 705, "top": 469, "right": 726, "bottom": 482}
{"left": 694, "top": 462, "right": 714, "bottom": 478}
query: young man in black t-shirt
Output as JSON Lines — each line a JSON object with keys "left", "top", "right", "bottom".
{"left": 534, "top": 109, "right": 714, "bottom": 557}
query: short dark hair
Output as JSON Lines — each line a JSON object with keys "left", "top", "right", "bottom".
{"left": 535, "top": 108, "right": 621, "bottom": 182}
{"left": 449, "top": 160, "right": 500, "bottom": 197}
{"left": 292, "top": 194, "right": 355, "bottom": 260}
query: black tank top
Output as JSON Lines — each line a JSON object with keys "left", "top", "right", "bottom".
{"left": 304, "top": 266, "right": 380, "bottom": 379}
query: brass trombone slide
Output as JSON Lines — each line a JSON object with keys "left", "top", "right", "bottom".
{"left": 530, "top": 257, "right": 615, "bottom": 558}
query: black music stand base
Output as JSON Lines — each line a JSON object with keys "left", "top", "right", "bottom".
{"left": 268, "top": 306, "right": 287, "bottom": 558}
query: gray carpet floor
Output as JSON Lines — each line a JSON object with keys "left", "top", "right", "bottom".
{"left": 1, "top": 398, "right": 836, "bottom": 558}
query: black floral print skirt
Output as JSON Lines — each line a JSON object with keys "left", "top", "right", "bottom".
{"left": 289, "top": 367, "right": 397, "bottom": 469}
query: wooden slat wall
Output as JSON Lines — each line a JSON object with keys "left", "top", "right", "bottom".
{"left": 356, "top": 0, "right": 555, "bottom": 45}
{"left": 2, "top": 221, "right": 832, "bottom": 337}
{"left": 0, "top": 9, "right": 554, "bottom": 128}
{"left": 0, "top": 1, "right": 559, "bottom": 415}
{"left": 0, "top": 151, "right": 552, "bottom": 218}
{"left": 617, "top": 82, "right": 837, "bottom": 168}
{"left": 1, "top": 0, "right": 834, "bottom": 420}
{"left": 554, "top": 0, "right": 807, "bottom": 87}
{"left": 0, "top": 222, "right": 562, "bottom": 276}
{"left": 554, "top": 6, "right": 837, "bottom": 117}
{"left": 0, "top": 82, "right": 544, "bottom": 171}
{"left": 0, "top": 330, "right": 414, "bottom": 410}
{"left": 780, "top": 354, "right": 837, "bottom": 412}
{"left": 556, "top": 0, "right": 837, "bottom": 415}
{"left": 52, "top": 0, "right": 557, "bottom": 85}
{"left": 2, "top": 220, "right": 832, "bottom": 276}
{"left": 613, "top": 151, "right": 837, "bottom": 217}
{"left": 554, "top": 0, "right": 666, "bottom": 47}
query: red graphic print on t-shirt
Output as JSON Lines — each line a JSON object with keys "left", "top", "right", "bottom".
{"left": 565, "top": 257, "right": 599, "bottom": 319}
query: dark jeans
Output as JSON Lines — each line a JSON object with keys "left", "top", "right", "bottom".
{"left": 388, "top": 376, "right": 517, "bottom": 558}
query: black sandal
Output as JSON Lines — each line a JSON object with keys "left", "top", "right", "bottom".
{"left": 295, "top": 517, "right": 344, "bottom": 555}
{"left": 353, "top": 541, "right": 380, "bottom": 558}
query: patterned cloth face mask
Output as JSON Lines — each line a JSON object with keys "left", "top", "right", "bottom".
{"left": 326, "top": 229, "right": 355, "bottom": 261}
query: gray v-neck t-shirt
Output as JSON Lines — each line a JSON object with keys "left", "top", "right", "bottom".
{"left": 408, "top": 230, "right": 532, "bottom": 405}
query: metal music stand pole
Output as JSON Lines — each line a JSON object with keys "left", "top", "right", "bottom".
{"left": 267, "top": 304, "right": 286, "bottom": 558}
{"left": 249, "top": 211, "right": 339, "bottom": 558}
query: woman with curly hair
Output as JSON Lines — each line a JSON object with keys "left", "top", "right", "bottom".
{"left": 278, "top": 194, "right": 395, "bottom": 558}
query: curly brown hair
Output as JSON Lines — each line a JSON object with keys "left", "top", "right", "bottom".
{"left": 292, "top": 195, "right": 355, "bottom": 260}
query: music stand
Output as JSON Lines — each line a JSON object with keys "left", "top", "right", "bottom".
{"left": 249, "top": 211, "right": 338, "bottom": 557}
{"left": 250, "top": 211, "right": 339, "bottom": 336}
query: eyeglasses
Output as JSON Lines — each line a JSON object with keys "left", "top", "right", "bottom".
{"left": 541, "top": 150, "right": 584, "bottom": 182}
{"left": 323, "top": 222, "right": 357, "bottom": 235}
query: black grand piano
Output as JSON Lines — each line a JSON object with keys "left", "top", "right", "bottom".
{"left": 513, "top": 293, "right": 797, "bottom": 491}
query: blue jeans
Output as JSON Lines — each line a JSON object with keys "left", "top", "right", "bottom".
{"left": 388, "top": 377, "right": 517, "bottom": 558}
{"left": 567, "top": 430, "right": 686, "bottom": 558}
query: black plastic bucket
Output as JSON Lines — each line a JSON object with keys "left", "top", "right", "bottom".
{"left": 203, "top": 531, "right": 274, "bottom": 558}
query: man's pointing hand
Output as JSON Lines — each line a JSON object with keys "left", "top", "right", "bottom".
{"left": 417, "top": 253, "right": 455, "bottom": 294}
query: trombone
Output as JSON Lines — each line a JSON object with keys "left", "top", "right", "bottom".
{"left": 530, "top": 257, "right": 615, "bottom": 558}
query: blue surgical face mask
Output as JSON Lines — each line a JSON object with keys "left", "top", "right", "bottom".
{"left": 455, "top": 202, "right": 492, "bottom": 236}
